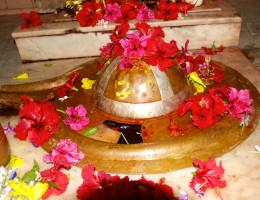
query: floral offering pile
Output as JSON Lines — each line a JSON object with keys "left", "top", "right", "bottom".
{"left": 0, "top": 137, "right": 226, "bottom": 199}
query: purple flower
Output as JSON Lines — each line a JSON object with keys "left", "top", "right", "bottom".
{"left": 194, "top": 183, "right": 205, "bottom": 198}
{"left": 179, "top": 190, "right": 188, "bottom": 200}
{"left": 136, "top": 6, "right": 154, "bottom": 22}
{"left": 63, "top": 104, "right": 89, "bottom": 131}
{"left": 120, "top": 32, "right": 147, "bottom": 57}
{"left": 104, "top": 3, "right": 122, "bottom": 22}
{"left": 3, "top": 123, "right": 15, "bottom": 134}
{"left": 43, "top": 139, "right": 84, "bottom": 164}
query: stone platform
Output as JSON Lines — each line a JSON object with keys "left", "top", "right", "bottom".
{"left": 11, "top": 0, "right": 241, "bottom": 62}
{"left": 0, "top": 47, "right": 259, "bottom": 199}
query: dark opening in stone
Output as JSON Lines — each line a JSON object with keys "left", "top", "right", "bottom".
{"left": 104, "top": 121, "right": 142, "bottom": 144}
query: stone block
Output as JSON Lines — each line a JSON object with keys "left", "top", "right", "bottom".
{"left": 12, "top": 1, "right": 242, "bottom": 62}
{"left": 33, "top": 0, "right": 64, "bottom": 13}
{"left": 6, "top": 0, "right": 32, "bottom": 9}
{"left": 0, "top": 0, "right": 7, "bottom": 10}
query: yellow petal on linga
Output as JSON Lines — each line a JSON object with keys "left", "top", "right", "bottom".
{"left": 9, "top": 155, "right": 23, "bottom": 169}
{"left": 187, "top": 72, "right": 206, "bottom": 94}
{"left": 8, "top": 180, "right": 48, "bottom": 200}
{"left": 81, "top": 78, "right": 96, "bottom": 89}
{"left": 193, "top": 82, "right": 205, "bottom": 94}
{"left": 12, "top": 72, "right": 29, "bottom": 80}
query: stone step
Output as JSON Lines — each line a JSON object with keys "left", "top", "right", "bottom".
{"left": 12, "top": 0, "right": 241, "bottom": 62}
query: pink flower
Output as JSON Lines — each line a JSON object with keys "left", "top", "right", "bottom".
{"left": 63, "top": 104, "right": 89, "bottom": 130}
{"left": 100, "top": 42, "right": 113, "bottom": 58}
{"left": 225, "top": 87, "right": 253, "bottom": 120}
{"left": 136, "top": 6, "right": 154, "bottom": 22}
{"left": 104, "top": 3, "right": 122, "bottom": 22}
{"left": 120, "top": 32, "right": 147, "bottom": 57}
{"left": 118, "top": 57, "right": 134, "bottom": 70}
{"left": 43, "top": 139, "right": 84, "bottom": 164}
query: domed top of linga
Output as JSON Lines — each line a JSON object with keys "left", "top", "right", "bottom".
{"left": 94, "top": 57, "right": 189, "bottom": 123}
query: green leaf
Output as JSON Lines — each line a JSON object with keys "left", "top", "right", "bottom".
{"left": 22, "top": 171, "right": 37, "bottom": 182}
{"left": 83, "top": 127, "right": 97, "bottom": 136}
{"left": 22, "top": 160, "right": 39, "bottom": 182}
{"left": 45, "top": 181, "right": 60, "bottom": 189}
{"left": 32, "top": 160, "right": 39, "bottom": 172}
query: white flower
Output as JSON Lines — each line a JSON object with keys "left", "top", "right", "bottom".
{"left": 255, "top": 145, "right": 260, "bottom": 152}
{"left": 97, "top": 19, "right": 108, "bottom": 28}
{"left": 178, "top": 13, "right": 184, "bottom": 20}
{"left": 59, "top": 95, "right": 68, "bottom": 102}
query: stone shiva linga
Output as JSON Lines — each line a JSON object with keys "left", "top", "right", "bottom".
{"left": 0, "top": 22, "right": 259, "bottom": 174}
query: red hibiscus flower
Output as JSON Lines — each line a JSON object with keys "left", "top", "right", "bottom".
{"left": 55, "top": 72, "right": 80, "bottom": 97}
{"left": 14, "top": 95, "right": 59, "bottom": 146}
{"left": 76, "top": 2, "right": 103, "bottom": 27}
{"left": 77, "top": 164, "right": 177, "bottom": 200}
{"left": 41, "top": 167, "right": 69, "bottom": 199}
{"left": 118, "top": 1, "right": 141, "bottom": 22}
{"left": 208, "top": 84, "right": 229, "bottom": 100}
{"left": 191, "top": 107, "right": 221, "bottom": 129}
{"left": 176, "top": 2, "right": 194, "bottom": 14}
{"left": 177, "top": 88, "right": 226, "bottom": 129}
{"left": 202, "top": 42, "right": 225, "bottom": 55}
{"left": 145, "top": 37, "right": 174, "bottom": 71}
{"left": 155, "top": 1, "right": 179, "bottom": 21}
{"left": 135, "top": 22, "right": 165, "bottom": 38}
{"left": 190, "top": 157, "right": 226, "bottom": 194}
{"left": 110, "top": 23, "right": 130, "bottom": 42}
{"left": 20, "top": 11, "right": 42, "bottom": 29}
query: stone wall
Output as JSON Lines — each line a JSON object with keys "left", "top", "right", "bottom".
{"left": 0, "top": 0, "right": 64, "bottom": 15}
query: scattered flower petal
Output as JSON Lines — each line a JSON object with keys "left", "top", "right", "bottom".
{"left": 13, "top": 73, "right": 29, "bottom": 80}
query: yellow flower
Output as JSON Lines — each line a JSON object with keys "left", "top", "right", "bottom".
{"left": 13, "top": 73, "right": 29, "bottom": 80}
{"left": 9, "top": 155, "right": 23, "bottom": 169}
{"left": 8, "top": 180, "right": 48, "bottom": 200}
{"left": 187, "top": 72, "right": 206, "bottom": 94}
{"left": 81, "top": 78, "right": 95, "bottom": 89}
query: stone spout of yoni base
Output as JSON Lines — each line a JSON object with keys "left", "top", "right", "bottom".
{"left": 0, "top": 124, "right": 10, "bottom": 166}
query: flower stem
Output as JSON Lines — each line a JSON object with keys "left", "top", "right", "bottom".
{"left": 121, "top": 133, "right": 129, "bottom": 144}
{"left": 56, "top": 109, "right": 67, "bottom": 115}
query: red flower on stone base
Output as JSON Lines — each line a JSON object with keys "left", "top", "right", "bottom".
{"left": 190, "top": 157, "right": 226, "bottom": 195}
{"left": 14, "top": 95, "right": 59, "bottom": 146}
{"left": 202, "top": 42, "right": 225, "bottom": 55}
{"left": 40, "top": 165, "right": 69, "bottom": 199}
{"left": 20, "top": 11, "right": 42, "bottom": 29}
{"left": 76, "top": 2, "right": 103, "bottom": 27}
